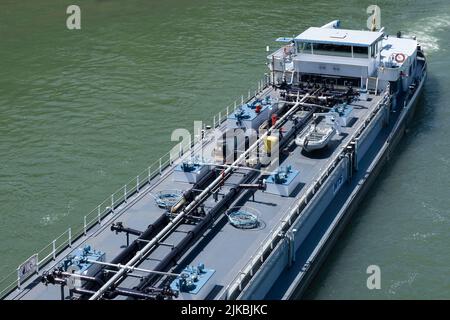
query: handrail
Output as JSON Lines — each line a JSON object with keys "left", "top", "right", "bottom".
{"left": 0, "top": 76, "right": 269, "bottom": 299}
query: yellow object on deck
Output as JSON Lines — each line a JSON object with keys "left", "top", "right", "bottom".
{"left": 264, "top": 136, "right": 279, "bottom": 153}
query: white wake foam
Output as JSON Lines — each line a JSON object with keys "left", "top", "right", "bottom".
{"left": 407, "top": 14, "right": 450, "bottom": 53}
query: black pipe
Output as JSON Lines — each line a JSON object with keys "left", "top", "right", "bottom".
{"left": 108, "top": 214, "right": 170, "bottom": 266}
{"left": 71, "top": 287, "right": 96, "bottom": 297}
{"left": 56, "top": 271, "right": 105, "bottom": 286}
{"left": 110, "top": 222, "right": 143, "bottom": 237}
{"left": 70, "top": 284, "right": 167, "bottom": 300}
{"left": 70, "top": 286, "right": 149, "bottom": 300}
{"left": 114, "top": 287, "right": 165, "bottom": 300}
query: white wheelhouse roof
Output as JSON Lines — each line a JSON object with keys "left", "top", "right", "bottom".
{"left": 295, "top": 27, "right": 384, "bottom": 47}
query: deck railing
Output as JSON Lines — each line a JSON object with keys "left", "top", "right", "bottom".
{"left": 0, "top": 75, "right": 269, "bottom": 299}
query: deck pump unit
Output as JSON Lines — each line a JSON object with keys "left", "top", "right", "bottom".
{"left": 227, "top": 96, "right": 278, "bottom": 130}
{"left": 173, "top": 157, "right": 209, "bottom": 184}
{"left": 265, "top": 165, "right": 301, "bottom": 196}
{"left": 170, "top": 263, "right": 215, "bottom": 294}
{"left": 59, "top": 245, "right": 105, "bottom": 288}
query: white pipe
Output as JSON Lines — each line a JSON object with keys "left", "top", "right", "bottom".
{"left": 87, "top": 260, "right": 180, "bottom": 277}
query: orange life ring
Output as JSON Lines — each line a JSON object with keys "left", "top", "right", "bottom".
{"left": 395, "top": 53, "right": 406, "bottom": 63}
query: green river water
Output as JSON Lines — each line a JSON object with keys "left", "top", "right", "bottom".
{"left": 0, "top": 0, "right": 449, "bottom": 299}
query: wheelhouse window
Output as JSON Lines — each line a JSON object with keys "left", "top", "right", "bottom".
{"left": 370, "top": 44, "right": 376, "bottom": 57}
{"left": 312, "top": 43, "right": 352, "bottom": 57}
{"left": 296, "top": 41, "right": 372, "bottom": 59}
{"left": 297, "top": 41, "right": 312, "bottom": 53}
{"left": 353, "top": 45, "right": 369, "bottom": 58}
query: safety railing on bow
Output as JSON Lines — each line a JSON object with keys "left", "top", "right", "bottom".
{"left": 0, "top": 75, "right": 270, "bottom": 299}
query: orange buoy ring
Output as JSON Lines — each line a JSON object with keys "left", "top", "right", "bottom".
{"left": 395, "top": 53, "right": 406, "bottom": 63}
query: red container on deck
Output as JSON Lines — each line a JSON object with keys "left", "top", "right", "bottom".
{"left": 271, "top": 114, "right": 278, "bottom": 126}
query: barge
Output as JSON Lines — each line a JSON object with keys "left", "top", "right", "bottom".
{"left": 1, "top": 18, "right": 427, "bottom": 300}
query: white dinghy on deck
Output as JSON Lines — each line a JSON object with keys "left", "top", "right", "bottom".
{"left": 295, "top": 112, "right": 341, "bottom": 152}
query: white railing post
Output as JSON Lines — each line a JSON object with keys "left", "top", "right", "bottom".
{"left": 213, "top": 115, "right": 216, "bottom": 128}
{"left": 159, "top": 158, "right": 162, "bottom": 175}
{"left": 234, "top": 100, "right": 237, "bottom": 111}
{"left": 16, "top": 267, "right": 21, "bottom": 291}
{"left": 111, "top": 194, "right": 114, "bottom": 212}
{"left": 241, "top": 95, "right": 244, "bottom": 104}
{"left": 226, "top": 106, "right": 229, "bottom": 116}
{"left": 218, "top": 112, "right": 221, "bottom": 125}
{"left": 68, "top": 228, "right": 72, "bottom": 247}
{"left": 52, "top": 240, "right": 56, "bottom": 260}
{"left": 84, "top": 216, "right": 87, "bottom": 235}
{"left": 136, "top": 175, "right": 140, "bottom": 192}
{"left": 124, "top": 185, "right": 127, "bottom": 203}
{"left": 248, "top": 90, "right": 251, "bottom": 99}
